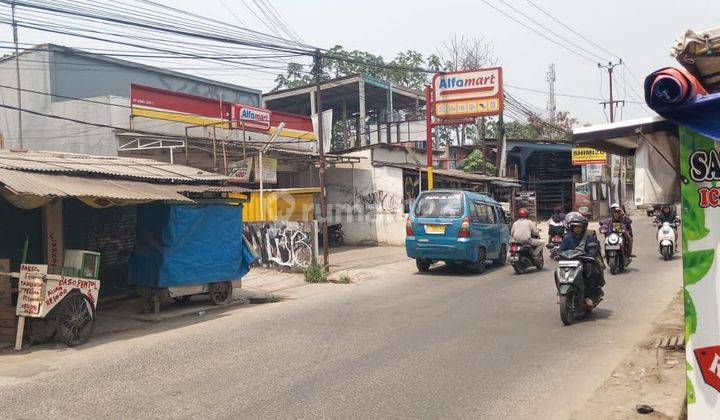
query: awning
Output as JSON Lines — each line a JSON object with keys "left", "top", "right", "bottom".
{"left": 0, "top": 168, "right": 247, "bottom": 208}
{"left": 572, "top": 116, "right": 677, "bottom": 155}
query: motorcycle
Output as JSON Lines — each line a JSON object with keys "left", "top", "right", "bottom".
{"left": 546, "top": 226, "right": 565, "bottom": 253}
{"left": 654, "top": 218, "right": 679, "bottom": 261}
{"left": 509, "top": 234, "right": 543, "bottom": 274}
{"left": 319, "top": 223, "right": 344, "bottom": 248}
{"left": 601, "top": 222, "right": 630, "bottom": 275}
{"left": 554, "top": 249, "right": 603, "bottom": 325}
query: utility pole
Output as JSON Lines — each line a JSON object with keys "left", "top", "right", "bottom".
{"left": 598, "top": 59, "right": 626, "bottom": 208}
{"left": 546, "top": 63, "right": 556, "bottom": 123}
{"left": 313, "top": 49, "right": 330, "bottom": 272}
{"left": 597, "top": 60, "right": 624, "bottom": 123}
{"left": 11, "top": 3, "right": 23, "bottom": 149}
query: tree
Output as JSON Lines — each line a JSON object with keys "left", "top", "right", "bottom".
{"left": 461, "top": 150, "right": 496, "bottom": 174}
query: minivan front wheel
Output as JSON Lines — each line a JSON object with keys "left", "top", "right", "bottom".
{"left": 416, "top": 258, "right": 432, "bottom": 272}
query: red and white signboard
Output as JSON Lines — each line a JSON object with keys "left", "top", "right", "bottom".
{"left": 16, "top": 264, "right": 100, "bottom": 318}
{"left": 432, "top": 67, "right": 503, "bottom": 118}
{"left": 232, "top": 104, "right": 272, "bottom": 130}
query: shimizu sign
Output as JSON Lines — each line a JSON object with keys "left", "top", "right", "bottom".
{"left": 571, "top": 147, "right": 607, "bottom": 165}
{"left": 432, "top": 67, "right": 503, "bottom": 118}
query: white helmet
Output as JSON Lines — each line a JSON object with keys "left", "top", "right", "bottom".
{"left": 610, "top": 203, "right": 621, "bottom": 211}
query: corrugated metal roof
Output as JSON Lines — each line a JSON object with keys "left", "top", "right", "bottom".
{"left": 0, "top": 168, "right": 193, "bottom": 202}
{"left": 375, "top": 162, "right": 520, "bottom": 184}
{"left": 0, "top": 150, "right": 228, "bottom": 183}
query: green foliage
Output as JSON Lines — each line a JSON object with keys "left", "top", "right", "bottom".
{"left": 336, "top": 273, "right": 352, "bottom": 284}
{"left": 687, "top": 361, "right": 696, "bottom": 405}
{"left": 461, "top": 149, "right": 496, "bottom": 174}
{"left": 304, "top": 260, "right": 327, "bottom": 283}
{"left": 273, "top": 45, "right": 437, "bottom": 92}
{"left": 683, "top": 249, "right": 714, "bottom": 286}
{"left": 685, "top": 288, "right": 697, "bottom": 343}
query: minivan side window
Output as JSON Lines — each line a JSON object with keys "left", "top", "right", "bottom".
{"left": 494, "top": 206, "right": 506, "bottom": 224}
{"left": 474, "top": 203, "right": 496, "bottom": 224}
{"left": 469, "top": 202, "right": 479, "bottom": 219}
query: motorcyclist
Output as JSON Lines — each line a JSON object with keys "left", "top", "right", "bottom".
{"left": 600, "top": 203, "right": 634, "bottom": 258}
{"left": 547, "top": 206, "right": 566, "bottom": 246}
{"left": 655, "top": 204, "right": 680, "bottom": 249}
{"left": 557, "top": 212, "right": 605, "bottom": 307}
{"left": 511, "top": 207, "right": 543, "bottom": 261}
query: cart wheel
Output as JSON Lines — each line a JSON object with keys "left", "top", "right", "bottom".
{"left": 209, "top": 281, "right": 233, "bottom": 305}
{"left": 56, "top": 292, "right": 96, "bottom": 347}
{"left": 172, "top": 295, "right": 192, "bottom": 304}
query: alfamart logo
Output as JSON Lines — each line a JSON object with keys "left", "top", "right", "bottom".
{"left": 240, "top": 107, "right": 270, "bottom": 123}
{"left": 437, "top": 73, "right": 497, "bottom": 92}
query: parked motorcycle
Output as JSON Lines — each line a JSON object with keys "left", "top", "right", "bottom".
{"left": 509, "top": 235, "right": 543, "bottom": 274}
{"left": 654, "top": 218, "right": 679, "bottom": 261}
{"left": 554, "top": 249, "right": 603, "bottom": 325}
{"left": 601, "top": 223, "right": 630, "bottom": 275}
{"left": 319, "top": 223, "right": 344, "bottom": 247}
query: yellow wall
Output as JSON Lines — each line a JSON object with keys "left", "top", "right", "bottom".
{"left": 242, "top": 190, "right": 317, "bottom": 222}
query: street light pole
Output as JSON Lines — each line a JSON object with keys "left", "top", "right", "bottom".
{"left": 313, "top": 50, "right": 330, "bottom": 272}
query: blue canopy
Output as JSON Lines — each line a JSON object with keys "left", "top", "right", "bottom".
{"left": 128, "top": 203, "right": 256, "bottom": 288}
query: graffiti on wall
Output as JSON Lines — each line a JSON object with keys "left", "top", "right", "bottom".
{"left": 243, "top": 221, "right": 316, "bottom": 269}
{"left": 328, "top": 183, "right": 403, "bottom": 214}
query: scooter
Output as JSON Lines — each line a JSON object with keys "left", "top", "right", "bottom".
{"left": 602, "top": 223, "right": 631, "bottom": 275}
{"left": 554, "top": 249, "right": 603, "bottom": 325}
{"left": 509, "top": 234, "right": 543, "bottom": 274}
{"left": 654, "top": 219, "right": 678, "bottom": 261}
{"left": 319, "top": 223, "right": 345, "bottom": 247}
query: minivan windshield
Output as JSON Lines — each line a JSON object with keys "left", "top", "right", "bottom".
{"left": 414, "top": 192, "right": 464, "bottom": 218}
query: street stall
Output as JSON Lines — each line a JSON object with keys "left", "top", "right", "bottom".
{"left": 0, "top": 150, "right": 251, "bottom": 349}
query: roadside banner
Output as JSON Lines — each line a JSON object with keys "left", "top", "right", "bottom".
{"left": 573, "top": 182, "right": 592, "bottom": 216}
{"left": 571, "top": 147, "right": 607, "bottom": 165}
{"left": 254, "top": 156, "right": 277, "bottom": 184}
{"left": 680, "top": 127, "right": 720, "bottom": 415}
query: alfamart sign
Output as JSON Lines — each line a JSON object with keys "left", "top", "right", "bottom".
{"left": 432, "top": 67, "right": 503, "bottom": 118}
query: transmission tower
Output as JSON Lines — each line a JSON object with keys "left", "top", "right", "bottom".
{"left": 546, "top": 63, "right": 556, "bottom": 123}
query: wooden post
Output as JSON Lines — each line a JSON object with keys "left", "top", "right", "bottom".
{"left": 14, "top": 316, "right": 24, "bottom": 351}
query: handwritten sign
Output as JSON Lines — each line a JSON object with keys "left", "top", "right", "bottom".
{"left": 16, "top": 264, "right": 48, "bottom": 317}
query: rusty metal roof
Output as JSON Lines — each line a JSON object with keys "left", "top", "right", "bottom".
{"left": 0, "top": 168, "right": 249, "bottom": 202}
{"left": 0, "top": 149, "right": 228, "bottom": 183}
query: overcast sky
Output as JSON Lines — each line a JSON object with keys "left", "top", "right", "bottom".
{"left": 1, "top": 0, "right": 718, "bottom": 125}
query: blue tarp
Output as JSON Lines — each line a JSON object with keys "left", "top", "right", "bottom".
{"left": 128, "top": 203, "right": 256, "bottom": 288}
{"left": 645, "top": 67, "right": 720, "bottom": 141}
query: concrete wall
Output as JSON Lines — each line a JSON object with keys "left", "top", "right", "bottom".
{"left": 326, "top": 149, "right": 406, "bottom": 246}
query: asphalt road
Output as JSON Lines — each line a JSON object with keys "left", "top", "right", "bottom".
{"left": 0, "top": 216, "right": 681, "bottom": 419}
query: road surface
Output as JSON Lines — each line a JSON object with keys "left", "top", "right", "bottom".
{"left": 0, "top": 216, "right": 681, "bottom": 419}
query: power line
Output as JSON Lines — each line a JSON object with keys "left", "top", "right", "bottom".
{"left": 478, "top": 0, "right": 597, "bottom": 63}
{"left": 523, "top": 0, "right": 619, "bottom": 60}
{"left": 495, "top": 0, "right": 610, "bottom": 62}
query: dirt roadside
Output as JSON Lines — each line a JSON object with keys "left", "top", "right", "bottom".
{"left": 570, "top": 290, "right": 685, "bottom": 420}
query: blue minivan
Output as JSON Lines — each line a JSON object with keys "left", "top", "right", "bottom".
{"left": 405, "top": 190, "right": 510, "bottom": 273}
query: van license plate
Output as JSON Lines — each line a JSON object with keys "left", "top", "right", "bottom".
{"left": 425, "top": 225, "right": 446, "bottom": 234}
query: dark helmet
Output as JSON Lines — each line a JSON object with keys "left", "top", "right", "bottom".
{"left": 661, "top": 204, "right": 672, "bottom": 213}
{"left": 518, "top": 207, "right": 529, "bottom": 218}
{"left": 566, "top": 212, "right": 588, "bottom": 228}
{"left": 553, "top": 205, "right": 563, "bottom": 214}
